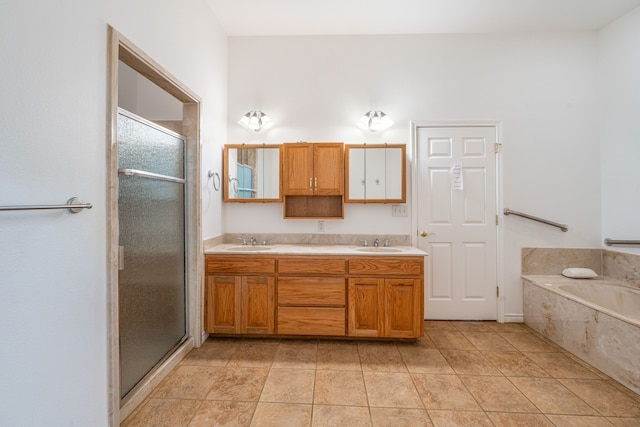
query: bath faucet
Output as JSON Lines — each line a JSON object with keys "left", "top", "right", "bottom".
{"left": 250, "top": 236, "right": 257, "bottom": 246}
{"left": 358, "top": 239, "right": 369, "bottom": 247}
{"left": 373, "top": 238, "right": 379, "bottom": 247}
{"left": 383, "top": 239, "right": 395, "bottom": 247}
{"left": 237, "top": 237, "right": 247, "bottom": 246}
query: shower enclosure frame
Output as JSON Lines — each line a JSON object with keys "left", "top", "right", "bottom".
{"left": 107, "top": 26, "right": 204, "bottom": 425}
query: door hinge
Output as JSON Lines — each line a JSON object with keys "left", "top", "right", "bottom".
{"left": 496, "top": 286, "right": 500, "bottom": 297}
{"left": 496, "top": 214, "right": 499, "bottom": 225}
{"left": 494, "top": 143, "right": 502, "bottom": 154}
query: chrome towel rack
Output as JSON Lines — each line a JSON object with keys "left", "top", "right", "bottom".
{"left": 0, "top": 197, "right": 92, "bottom": 214}
{"left": 118, "top": 168, "right": 185, "bottom": 184}
{"left": 503, "top": 208, "right": 568, "bottom": 232}
{"left": 604, "top": 238, "right": 640, "bottom": 246}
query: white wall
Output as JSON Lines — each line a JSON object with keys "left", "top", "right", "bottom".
{"left": 599, "top": 7, "right": 640, "bottom": 256}
{"left": 0, "top": 0, "right": 226, "bottom": 425}
{"left": 226, "top": 33, "right": 601, "bottom": 317}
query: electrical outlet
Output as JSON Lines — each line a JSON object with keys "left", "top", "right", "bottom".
{"left": 391, "top": 205, "right": 408, "bottom": 217}
{"left": 317, "top": 221, "right": 325, "bottom": 232}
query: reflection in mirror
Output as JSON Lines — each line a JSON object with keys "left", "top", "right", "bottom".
{"left": 346, "top": 144, "right": 406, "bottom": 203}
{"left": 223, "top": 145, "right": 281, "bottom": 202}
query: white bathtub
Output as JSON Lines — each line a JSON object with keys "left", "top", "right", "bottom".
{"left": 523, "top": 275, "right": 640, "bottom": 395}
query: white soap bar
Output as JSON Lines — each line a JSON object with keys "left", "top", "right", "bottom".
{"left": 562, "top": 268, "right": 598, "bottom": 279}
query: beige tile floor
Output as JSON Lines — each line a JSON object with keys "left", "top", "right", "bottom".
{"left": 122, "top": 321, "right": 640, "bottom": 426}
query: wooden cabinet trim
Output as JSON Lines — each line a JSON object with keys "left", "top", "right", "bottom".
{"left": 347, "top": 277, "right": 385, "bottom": 337}
{"left": 277, "top": 307, "right": 346, "bottom": 336}
{"left": 206, "top": 255, "right": 276, "bottom": 274}
{"left": 277, "top": 277, "right": 346, "bottom": 306}
{"left": 347, "top": 256, "right": 423, "bottom": 276}
{"left": 278, "top": 256, "right": 346, "bottom": 275}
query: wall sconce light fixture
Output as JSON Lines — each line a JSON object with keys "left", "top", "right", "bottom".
{"left": 237, "top": 110, "right": 273, "bottom": 132}
{"left": 358, "top": 110, "right": 393, "bottom": 132}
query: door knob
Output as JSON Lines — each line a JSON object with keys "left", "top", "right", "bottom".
{"left": 420, "top": 230, "right": 428, "bottom": 237}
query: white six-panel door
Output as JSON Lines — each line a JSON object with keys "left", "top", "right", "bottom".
{"left": 415, "top": 125, "right": 498, "bottom": 320}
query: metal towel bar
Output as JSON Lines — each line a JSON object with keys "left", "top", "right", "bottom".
{"left": 604, "top": 238, "right": 640, "bottom": 246}
{"left": 0, "top": 197, "right": 92, "bottom": 214}
{"left": 118, "top": 168, "right": 185, "bottom": 184}
{"left": 503, "top": 208, "right": 568, "bottom": 232}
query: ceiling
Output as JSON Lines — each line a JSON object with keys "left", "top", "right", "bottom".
{"left": 206, "top": 0, "right": 640, "bottom": 36}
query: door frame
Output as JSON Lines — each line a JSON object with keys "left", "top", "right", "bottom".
{"left": 409, "top": 121, "right": 504, "bottom": 322}
{"left": 107, "top": 27, "right": 203, "bottom": 425}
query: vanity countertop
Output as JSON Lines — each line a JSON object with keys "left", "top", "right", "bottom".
{"left": 205, "top": 243, "right": 428, "bottom": 257}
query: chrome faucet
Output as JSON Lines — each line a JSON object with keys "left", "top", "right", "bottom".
{"left": 373, "top": 238, "right": 379, "bottom": 247}
{"left": 250, "top": 236, "right": 257, "bottom": 246}
{"left": 237, "top": 237, "right": 247, "bottom": 246}
{"left": 358, "top": 239, "right": 369, "bottom": 247}
{"left": 383, "top": 239, "right": 395, "bottom": 247}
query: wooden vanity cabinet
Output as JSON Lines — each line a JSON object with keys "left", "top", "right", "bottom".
{"left": 276, "top": 257, "right": 347, "bottom": 336}
{"left": 205, "top": 253, "right": 424, "bottom": 340}
{"left": 348, "top": 257, "right": 424, "bottom": 339}
{"left": 205, "top": 255, "right": 275, "bottom": 335}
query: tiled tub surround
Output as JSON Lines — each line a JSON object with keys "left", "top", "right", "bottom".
{"left": 521, "top": 247, "right": 603, "bottom": 276}
{"left": 522, "top": 248, "right": 640, "bottom": 395}
{"left": 523, "top": 275, "right": 640, "bottom": 395}
{"left": 522, "top": 247, "right": 640, "bottom": 288}
{"left": 604, "top": 249, "right": 640, "bottom": 288}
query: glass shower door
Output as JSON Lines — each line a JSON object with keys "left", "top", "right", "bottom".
{"left": 117, "top": 109, "right": 187, "bottom": 400}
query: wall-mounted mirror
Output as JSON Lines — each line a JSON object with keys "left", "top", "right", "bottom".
{"left": 345, "top": 144, "right": 406, "bottom": 203}
{"left": 223, "top": 144, "right": 282, "bottom": 202}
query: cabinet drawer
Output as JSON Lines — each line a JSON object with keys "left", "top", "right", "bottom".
{"left": 348, "top": 257, "right": 423, "bottom": 276}
{"left": 277, "top": 307, "right": 346, "bottom": 336}
{"left": 278, "top": 257, "right": 346, "bottom": 275}
{"left": 206, "top": 255, "right": 276, "bottom": 274}
{"left": 278, "top": 277, "right": 345, "bottom": 306}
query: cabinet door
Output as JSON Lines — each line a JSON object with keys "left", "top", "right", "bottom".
{"left": 314, "top": 144, "right": 344, "bottom": 195}
{"left": 241, "top": 276, "right": 275, "bottom": 334}
{"left": 206, "top": 275, "right": 241, "bottom": 334}
{"left": 283, "top": 144, "right": 314, "bottom": 195}
{"left": 348, "top": 277, "right": 384, "bottom": 337}
{"left": 384, "top": 278, "right": 423, "bottom": 338}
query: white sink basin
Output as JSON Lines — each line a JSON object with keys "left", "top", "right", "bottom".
{"left": 355, "top": 247, "right": 403, "bottom": 253}
{"left": 225, "top": 246, "right": 272, "bottom": 252}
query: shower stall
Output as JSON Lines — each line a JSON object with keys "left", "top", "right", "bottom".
{"left": 117, "top": 108, "right": 188, "bottom": 400}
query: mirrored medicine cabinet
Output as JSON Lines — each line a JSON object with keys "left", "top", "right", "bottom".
{"left": 223, "top": 144, "right": 282, "bottom": 202}
{"left": 345, "top": 144, "right": 406, "bottom": 203}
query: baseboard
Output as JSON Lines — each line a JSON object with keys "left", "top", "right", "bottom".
{"left": 503, "top": 313, "right": 524, "bottom": 323}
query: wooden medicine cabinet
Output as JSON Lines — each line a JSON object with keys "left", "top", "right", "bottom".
{"left": 345, "top": 144, "right": 406, "bottom": 203}
{"left": 223, "top": 144, "right": 282, "bottom": 202}
{"left": 282, "top": 142, "right": 344, "bottom": 218}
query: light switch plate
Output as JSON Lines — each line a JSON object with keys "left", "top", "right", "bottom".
{"left": 391, "top": 205, "right": 408, "bottom": 217}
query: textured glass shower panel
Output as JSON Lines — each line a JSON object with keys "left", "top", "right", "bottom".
{"left": 118, "top": 111, "right": 186, "bottom": 399}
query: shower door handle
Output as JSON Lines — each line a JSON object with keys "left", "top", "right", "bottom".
{"left": 118, "top": 246, "right": 125, "bottom": 270}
